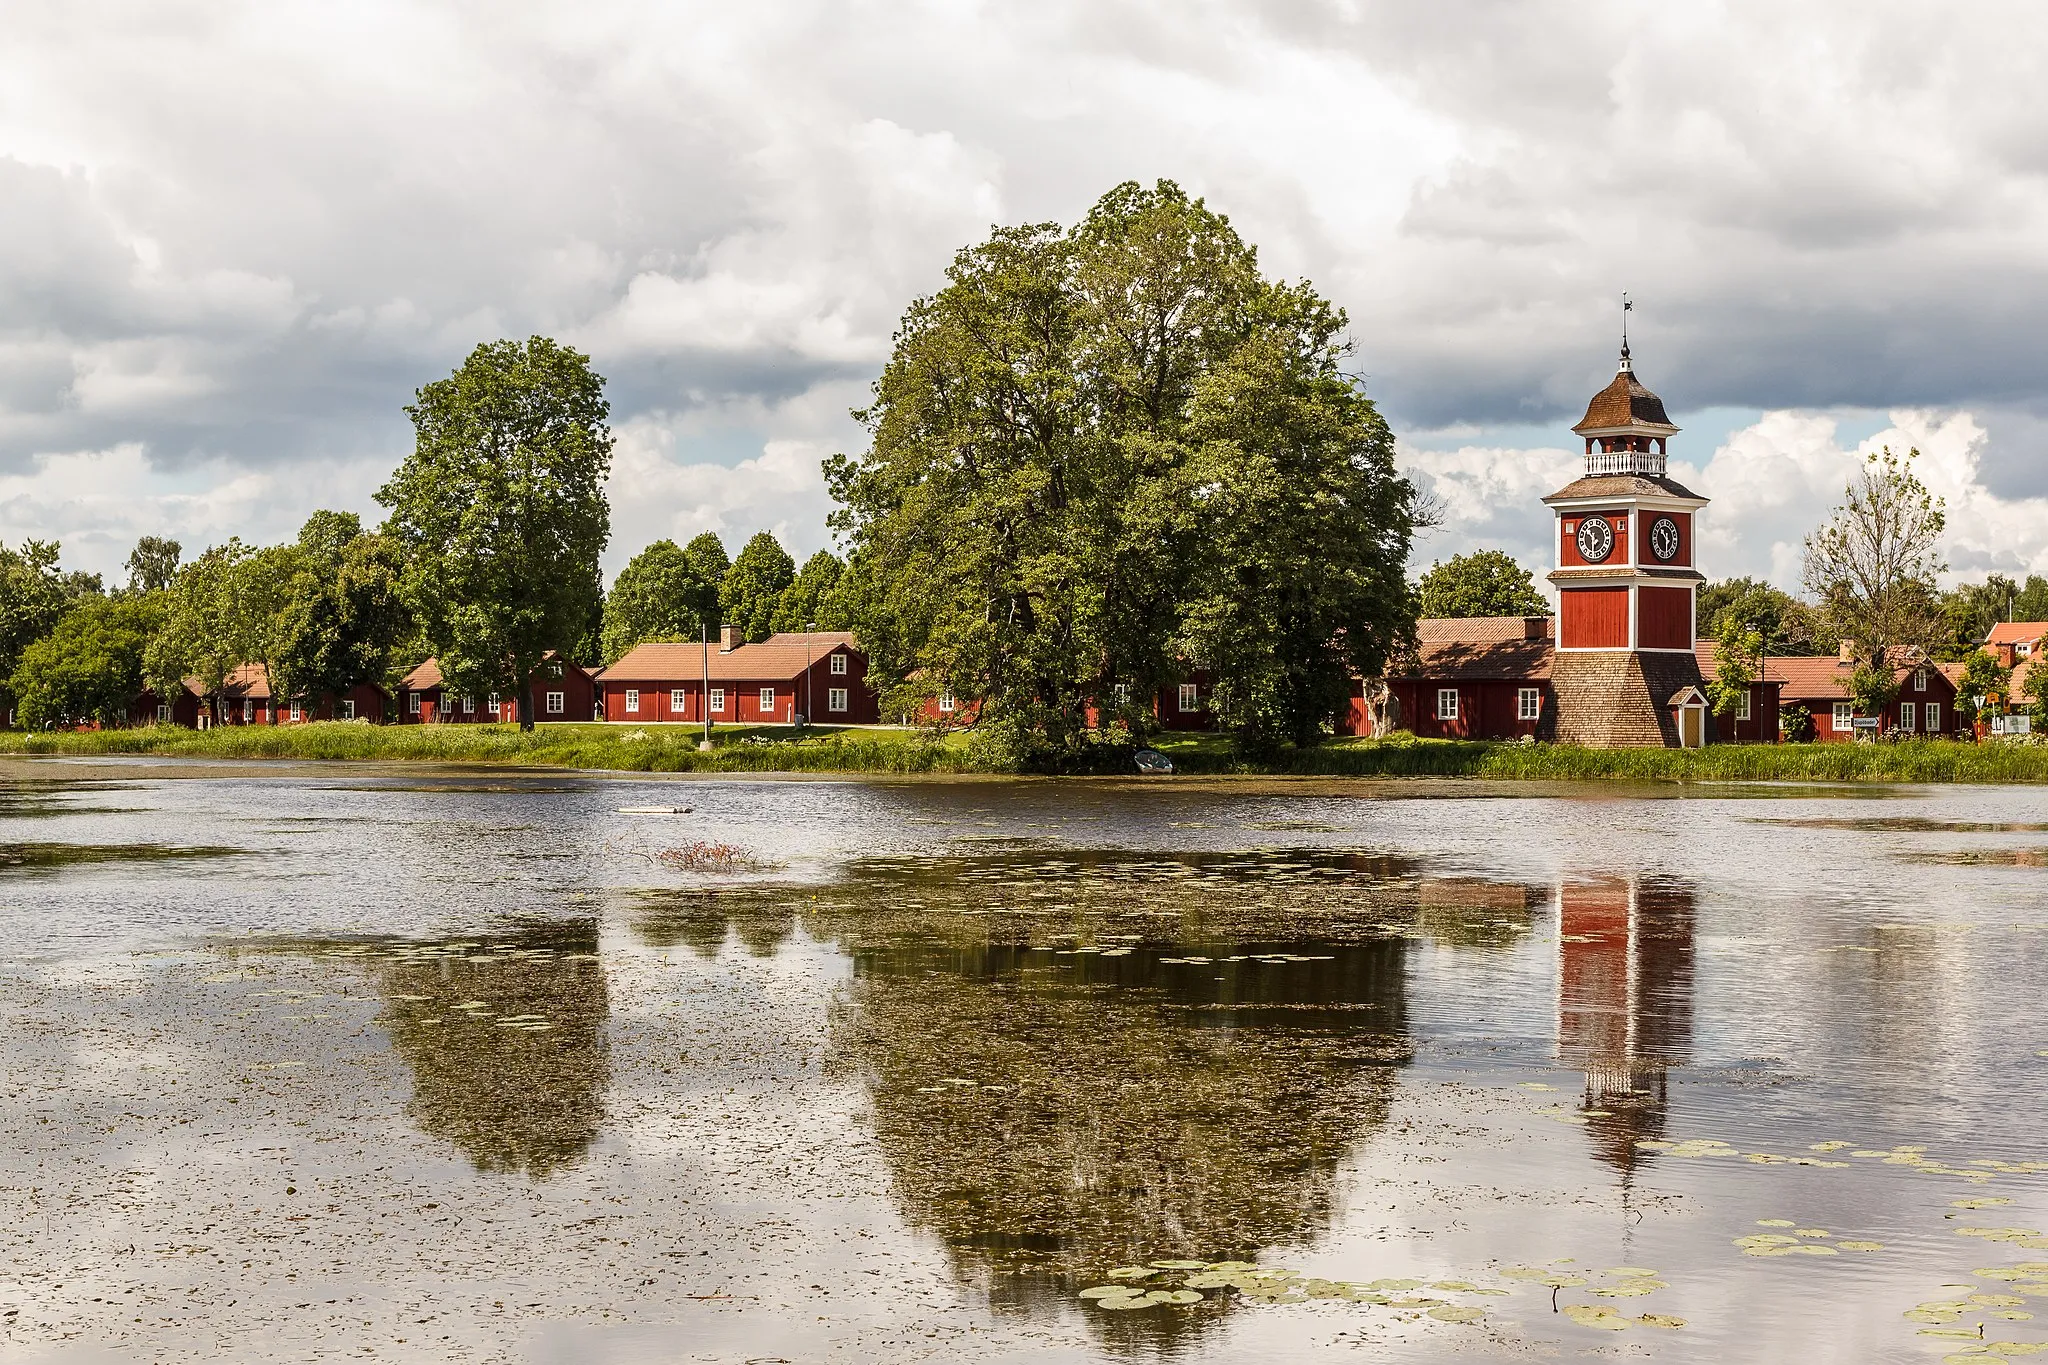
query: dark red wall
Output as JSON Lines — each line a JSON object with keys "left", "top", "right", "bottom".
{"left": 1637, "top": 587, "right": 1694, "bottom": 650}
{"left": 1558, "top": 510, "right": 1632, "bottom": 567}
{"left": 1636, "top": 511, "right": 1692, "bottom": 567}
{"left": 1560, "top": 588, "right": 1630, "bottom": 648}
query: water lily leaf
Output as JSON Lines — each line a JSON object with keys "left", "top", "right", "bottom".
{"left": 1637, "top": 1313, "right": 1687, "bottom": 1329}
{"left": 1150, "top": 1260, "right": 1208, "bottom": 1270}
{"left": 1837, "top": 1241, "right": 1885, "bottom": 1252}
{"left": 1078, "top": 1286, "right": 1137, "bottom": 1299}
{"left": 1757, "top": 1219, "right": 1798, "bottom": 1228}
{"left": 1428, "top": 1305, "right": 1484, "bottom": 1324}
{"left": 1153, "top": 1290, "right": 1203, "bottom": 1305}
{"left": 1562, "top": 1303, "right": 1629, "bottom": 1330}
{"left": 1105, "top": 1266, "right": 1154, "bottom": 1279}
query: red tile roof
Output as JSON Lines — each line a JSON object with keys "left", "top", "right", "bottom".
{"left": 1398, "top": 618, "right": 1553, "bottom": 682}
{"left": 1986, "top": 621, "right": 2048, "bottom": 647}
{"left": 596, "top": 632, "right": 859, "bottom": 684}
{"left": 1698, "top": 646, "right": 1952, "bottom": 702}
{"left": 399, "top": 651, "right": 586, "bottom": 692}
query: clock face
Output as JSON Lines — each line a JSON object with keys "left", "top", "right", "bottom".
{"left": 1649, "top": 516, "right": 1681, "bottom": 562}
{"left": 1575, "top": 515, "right": 1615, "bottom": 563}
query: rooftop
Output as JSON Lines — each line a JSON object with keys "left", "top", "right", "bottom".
{"left": 1572, "top": 355, "right": 1676, "bottom": 436}
{"left": 598, "top": 632, "right": 859, "bottom": 684}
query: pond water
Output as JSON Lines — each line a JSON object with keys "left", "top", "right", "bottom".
{"left": 1, "top": 759, "right": 2046, "bottom": 1363}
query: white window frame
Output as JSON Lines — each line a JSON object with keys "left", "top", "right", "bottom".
{"left": 671, "top": 688, "right": 686, "bottom": 712}
{"left": 1927, "top": 702, "right": 1941, "bottom": 732}
{"left": 1113, "top": 683, "right": 1131, "bottom": 708}
{"left": 829, "top": 652, "right": 847, "bottom": 676}
{"left": 242, "top": 698, "right": 254, "bottom": 722}
{"left": 546, "top": 691, "right": 564, "bottom": 715}
{"left": 462, "top": 695, "right": 474, "bottom": 714}
{"left": 759, "top": 686, "right": 776, "bottom": 712}
{"left": 1437, "top": 689, "right": 1459, "bottom": 721}
{"left": 937, "top": 691, "right": 955, "bottom": 714}
{"left": 290, "top": 701, "right": 303, "bottom": 722}
{"left": 828, "top": 687, "right": 848, "bottom": 713}
{"left": 156, "top": 703, "right": 170, "bottom": 723}
{"left": 2020, "top": 643, "right": 2032, "bottom": 657}
{"left": 1900, "top": 701, "right": 1916, "bottom": 731}
{"left": 1178, "top": 683, "right": 1199, "bottom": 712}
{"left": 488, "top": 691, "right": 499, "bottom": 712}
{"left": 710, "top": 688, "right": 726, "bottom": 713}
{"left": 409, "top": 692, "right": 422, "bottom": 714}
{"left": 1914, "top": 669, "right": 1928, "bottom": 692}
{"left": 340, "top": 699, "right": 356, "bottom": 720}
{"left": 1736, "top": 690, "right": 1750, "bottom": 721}
{"left": 625, "top": 688, "right": 640, "bottom": 714}
{"left": 1833, "top": 701, "right": 1854, "bottom": 732}
{"left": 1517, "top": 687, "right": 1540, "bottom": 721}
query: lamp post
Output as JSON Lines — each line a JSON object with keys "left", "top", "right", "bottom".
{"left": 805, "top": 621, "right": 816, "bottom": 726}
{"left": 700, "top": 620, "right": 712, "bottom": 750}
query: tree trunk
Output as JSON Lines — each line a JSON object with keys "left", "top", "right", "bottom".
{"left": 515, "top": 666, "right": 533, "bottom": 732}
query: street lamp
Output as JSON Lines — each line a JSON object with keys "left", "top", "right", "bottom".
{"left": 804, "top": 621, "right": 816, "bottom": 727}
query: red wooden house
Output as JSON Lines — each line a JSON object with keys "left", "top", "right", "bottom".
{"left": 594, "top": 628, "right": 876, "bottom": 725}
{"left": 1689, "top": 642, "right": 1781, "bottom": 743}
{"left": 1373, "top": 616, "right": 1556, "bottom": 740}
{"left": 396, "top": 652, "right": 598, "bottom": 724}
{"left": 130, "top": 664, "right": 388, "bottom": 727}
{"left": 1755, "top": 646, "right": 1964, "bottom": 741}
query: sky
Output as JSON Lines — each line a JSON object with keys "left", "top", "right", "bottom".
{"left": 6, "top": 0, "right": 2048, "bottom": 594}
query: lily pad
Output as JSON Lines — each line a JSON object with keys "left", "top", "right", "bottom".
{"left": 1562, "top": 1303, "right": 1630, "bottom": 1331}
{"left": 1428, "top": 1305, "right": 1484, "bottom": 1324}
{"left": 1637, "top": 1313, "right": 1687, "bottom": 1329}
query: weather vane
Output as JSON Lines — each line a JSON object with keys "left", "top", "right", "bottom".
{"left": 1621, "top": 291, "right": 1632, "bottom": 356}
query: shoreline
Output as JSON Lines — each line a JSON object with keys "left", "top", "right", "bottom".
{"left": 2, "top": 722, "right": 2046, "bottom": 784}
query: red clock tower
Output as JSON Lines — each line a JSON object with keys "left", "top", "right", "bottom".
{"left": 1543, "top": 344, "right": 1712, "bottom": 747}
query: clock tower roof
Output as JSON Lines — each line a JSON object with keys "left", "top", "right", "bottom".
{"left": 1572, "top": 350, "right": 1676, "bottom": 437}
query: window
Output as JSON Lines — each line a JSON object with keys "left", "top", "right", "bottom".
{"left": 242, "top": 698, "right": 254, "bottom": 722}
{"left": 1914, "top": 669, "right": 1928, "bottom": 692}
{"left": 671, "top": 689, "right": 686, "bottom": 712}
{"left": 2021, "top": 643, "right": 2034, "bottom": 658}
{"left": 1833, "top": 702, "right": 1853, "bottom": 732}
{"left": 829, "top": 652, "right": 848, "bottom": 676}
{"left": 829, "top": 687, "right": 848, "bottom": 713}
{"left": 1518, "top": 687, "right": 1540, "bottom": 721}
{"left": 1113, "top": 683, "right": 1131, "bottom": 707}
{"left": 462, "top": 695, "right": 475, "bottom": 714}
{"left": 1736, "top": 690, "right": 1750, "bottom": 721}
{"left": 156, "top": 703, "right": 170, "bottom": 723}
{"left": 1437, "top": 689, "right": 1459, "bottom": 721}
{"left": 409, "top": 692, "right": 421, "bottom": 714}
{"left": 488, "top": 692, "right": 499, "bottom": 713}
{"left": 938, "top": 692, "right": 955, "bottom": 714}
{"left": 340, "top": 698, "right": 355, "bottom": 720}
{"left": 1927, "top": 702, "right": 1941, "bottom": 732}
{"left": 546, "top": 691, "right": 564, "bottom": 715}
{"left": 759, "top": 686, "right": 776, "bottom": 712}
{"left": 625, "top": 689, "right": 640, "bottom": 714}
{"left": 710, "top": 688, "right": 725, "bottom": 713}
{"left": 1179, "top": 683, "right": 1199, "bottom": 712}
{"left": 290, "top": 701, "right": 303, "bottom": 722}
{"left": 1900, "top": 702, "right": 1916, "bottom": 731}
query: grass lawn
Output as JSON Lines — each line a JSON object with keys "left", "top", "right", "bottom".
{"left": 5, "top": 720, "right": 2047, "bottom": 783}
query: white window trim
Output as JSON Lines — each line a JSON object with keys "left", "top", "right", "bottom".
{"left": 828, "top": 687, "right": 848, "bottom": 713}
{"left": 409, "top": 692, "right": 422, "bottom": 714}
{"left": 671, "top": 688, "right": 686, "bottom": 711}
{"left": 829, "top": 652, "right": 847, "bottom": 676}
{"left": 937, "top": 691, "right": 955, "bottom": 714}
{"left": 1900, "top": 701, "right": 1916, "bottom": 731}
{"left": 710, "top": 688, "right": 726, "bottom": 713}
{"left": 1113, "top": 683, "right": 1131, "bottom": 707}
{"left": 1178, "top": 683, "right": 1199, "bottom": 712}
{"left": 1914, "top": 669, "right": 1928, "bottom": 692}
{"left": 488, "top": 691, "right": 499, "bottom": 712}
{"left": 156, "top": 703, "right": 170, "bottom": 722}
{"left": 1518, "top": 687, "right": 1540, "bottom": 721}
{"left": 1736, "top": 690, "right": 1750, "bottom": 721}
{"left": 340, "top": 699, "right": 356, "bottom": 720}
{"left": 1832, "top": 701, "right": 1854, "bottom": 732}
{"left": 462, "top": 695, "right": 474, "bottom": 714}
{"left": 1927, "top": 702, "right": 1941, "bottom": 732}
{"left": 759, "top": 686, "right": 776, "bottom": 711}
{"left": 546, "top": 691, "right": 564, "bottom": 715}
{"left": 290, "top": 701, "right": 303, "bottom": 722}
{"left": 1437, "top": 689, "right": 1459, "bottom": 721}
{"left": 625, "top": 688, "right": 640, "bottom": 714}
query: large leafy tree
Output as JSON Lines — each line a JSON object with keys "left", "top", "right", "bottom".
{"left": 684, "top": 532, "right": 731, "bottom": 589}
{"left": 123, "top": 536, "right": 183, "bottom": 595}
{"left": 272, "top": 512, "right": 411, "bottom": 710}
{"left": 829, "top": 180, "right": 1420, "bottom": 758}
{"left": 145, "top": 541, "right": 259, "bottom": 722}
{"left": 721, "top": 532, "right": 796, "bottom": 642}
{"left": 772, "top": 550, "right": 848, "bottom": 632}
{"left": 377, "top": 337, "right": 613, "bottom": 729}
{"left": 1802, "top": 446, "right": 1945, "bottom": 716}
{"left": 0, "top": 540, "right": 77, "bottom": 712}
{"left": 1417, "top": 551, "right": 1548, "bottom": 619}
{"left": 1697, "top": 576, "right": 1822, "bottom": 655}
{"left": 10, "top": 596, "right": 166, "bottom": 730}
{"left": 601, "top": 539, "right": 717, "bottom": 663}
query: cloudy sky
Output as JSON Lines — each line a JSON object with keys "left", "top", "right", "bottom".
{"left": 6, "top": 0, "right": 2048, "bottom": 593}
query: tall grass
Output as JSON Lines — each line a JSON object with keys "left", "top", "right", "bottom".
{"left": 4, "top": 722, "right": 2044, "bottom": 784}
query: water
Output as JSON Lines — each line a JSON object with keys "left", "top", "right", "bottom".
{"left": 1, "top": 759, "right": 2045, "bottom": 1362}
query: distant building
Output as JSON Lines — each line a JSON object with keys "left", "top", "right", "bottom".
{"left": 397, "top": 652, "right": 597, "bottom": 724}
{"left": 1377, "top": 616, "right": 1555, "bottom": 740}
{"left": 593, "top": 628, "right": 875, "bottom": 725}
{"left": 1753, "top": 646, "right": 1964, "bottom": 741}
{"left": 131, "top": 664, "right": 388, "bottom": 727}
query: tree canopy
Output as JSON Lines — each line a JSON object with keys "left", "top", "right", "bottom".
{"left": 123, "top": 536, "right": 182, "bottom": 595}
{"left": 1802, "top": 446, "right": 1945, "bottom": 712}
{"left": 721, "top": 532, "right": 796, "bottom": 643}
{"left": 601, "top": 539, "right": 717, "bottom": 663}
{"left": 772, "top": 550, "right": 848, "bottom": 632}
{"left": 1417, "top": 551, "right": 1549, "bottom": 619}
{"left": 10, "top": 595, "right": 164, "bottom": 730}
{"left": 377, "top": 337, "right": 613, "bottom": 729}
{"left": 828, "top": 179, "right": 1419, "bottom": 758}
{"left": 0, "top": 540, "right": 79, "bottom": 705}
{"left": 1696, "top": 576, "right": 1821, "bottom": 654}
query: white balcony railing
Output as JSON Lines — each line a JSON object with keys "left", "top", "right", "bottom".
{"left": 1585, "top": 449, "right": 1667, "bottom": 477}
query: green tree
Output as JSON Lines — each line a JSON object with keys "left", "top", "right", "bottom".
{"left": 123, "top": 536, "right": 183, "bottom": 595}
{"left": 1958, "top": 647, "right": 2011, "bottom": 728}
{"left": 600, "top": 539, "right": 716, "bottom": 664}
{"left": 684, "top": 532, "right": 731, "bottom": 591}
{"left": 144, "top": 541, "right": 258, "bottom": 723}
{"left": 1416, "top": 550, "right": 1548, "bottom": 619}
{"left": 771, "top": 550, "right": 847, "bottom": 632}
{"left": 377, "top": 337, "right": 614, "bottom": 730}
{"left": 272, "top": 513, "right": 411, "bottom": 709}
{"left": 0, "top": 540, "right": 75, "bottom": 712}
{"left": 721, "top": 532, "right": 796, "bottom": 643}
{"left": 10, "top": 595, "right": 165, "bottom": 730}
{"left": 1706, "top": 612, "right": 1763, "bottom": 721}
{"left": 1802, "top": 446, "right": 1946, "bottom": 718}
{"left": 1696, "top": 577, "right": 1820, "bottom": 653}
{"left": 829, "top": 179, "right": 1420, "bottom": 759}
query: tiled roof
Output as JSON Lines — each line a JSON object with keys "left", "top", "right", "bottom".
{"left": 1396, "top": 617, "right": 1552, "bottom": 682}
{"left": 1572, "top": 363, "right": 1674, "bottom": 433}
{"left": 399, "top": 651, "right": 586, "bottom": 692}
{"left": 191, "top": 663, "right": 388, "bottom": 700}
{"left": 1709, "top": 650, "right": 1950, "bottom": 702}
{"left": 1987, "top": 621, "right": 2048, "bottom": 647}
{"left": 1415, "top": 615, "right": 1551, "bottom": 644}
{"left": 597, "top": 632, "right": 859, "bottom": 684}
{"left": 1544, "top": 473, "right": 1704, "bottom": 502}
{"left": 1548, "top": 566, "right": 1705, "bottom": 583}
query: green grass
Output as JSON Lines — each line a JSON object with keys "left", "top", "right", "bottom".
{"left": 4, "top": 721, "right": 2046, "bottom": 784}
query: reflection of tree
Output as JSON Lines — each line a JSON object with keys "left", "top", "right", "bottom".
{"left": 1555, "top": 876, "right": 1696, "bottom": 1174}
{"left": 369, "top": 923, "right": 611, "bottom": 1178}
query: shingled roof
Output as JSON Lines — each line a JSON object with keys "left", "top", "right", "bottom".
{"left": 597, "top": 632, "right": 858, "bottom": 684}
{"left": 1395, "top": 616, "right": 1554, "bottom": 681}
{"left": 1573, "top": 359, "right": 1676, "bottom": 434}
{"left": 1543, "top": 473, "right": 1704, "bottom": 502}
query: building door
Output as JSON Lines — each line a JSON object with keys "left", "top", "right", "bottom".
{"left": 1678, "top": 704, "right": 1704, "bottom": 749}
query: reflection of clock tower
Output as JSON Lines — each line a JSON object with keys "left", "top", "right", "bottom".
{"left": 1544, "top": 345, "right": 1711, "bottom": 747}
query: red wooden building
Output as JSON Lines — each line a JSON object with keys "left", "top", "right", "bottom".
{"left": 397, "top": 652, "right": 598, "bottom": 724}
{"left": 594, "top": 628, "right": 876, "bottom": 725}
{"left": 1751, "top": 647, "right": 1964, "bottom": 741}
{"left": 1689, "top": 642, "right": 1781, "bottom": 743}
{"left": 131, "top": 664, "right": 388, "bottom": 727}
{"left": 1374, "top": 616, "right": 1555, "bottom": 740}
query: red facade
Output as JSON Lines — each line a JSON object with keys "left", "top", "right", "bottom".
{"left": 1558, "top": 511, "right": 1632, "bottom": 567}
{"left": 1560, "top": 588, "right": 1629, "bottom": 649}
{"left": 397, "top": 654, "right": 597, "bottom": 724}
{"left": 1637, "top": 511, "right": 1692, "bottom": 566}
{"left": 594, "top": 634, "right": 879, "bottom": 726}
{"left": 1636, "top": 587, "right": 1693, "bottom": 651}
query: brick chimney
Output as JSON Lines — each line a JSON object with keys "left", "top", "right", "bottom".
{"left": 1838, "top": 640, "right": 1857, "bottom": 664}
{"left": 720, "top": 624, "right": 740, "bottom": 653}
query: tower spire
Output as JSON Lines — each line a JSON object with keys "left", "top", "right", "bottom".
{"left": 1619, "top": 292, "right": 1632, "bottom": 372}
